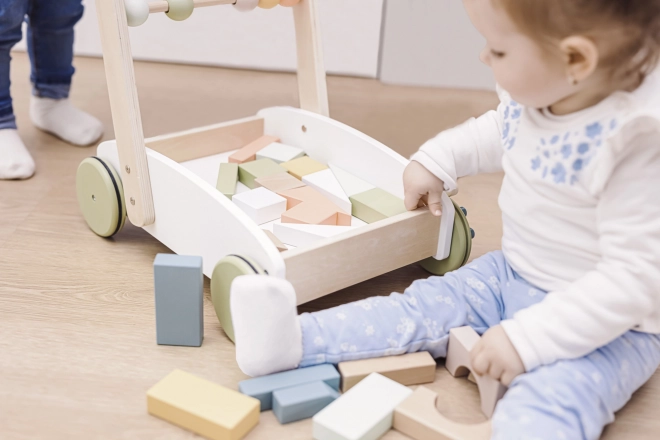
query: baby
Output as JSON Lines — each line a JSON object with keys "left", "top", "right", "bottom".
{"left": 231, "top": 0, "right": 660, "bottom": 438}
{"left": 0, "top": 0, "right": 103, "bottom": 180}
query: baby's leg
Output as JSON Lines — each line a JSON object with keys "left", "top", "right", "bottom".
{"left": 492, "top": 331, "right": 660, "bottom": 440}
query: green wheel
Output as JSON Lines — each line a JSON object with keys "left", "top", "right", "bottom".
{"left": 211, "top": 255, "right": 267, "bottom": 343}
{"left": 420, "top": 201, "right": 472, "bottom": 276}
{"left": 76, "top": 157, "right": 126, "bottom": 238}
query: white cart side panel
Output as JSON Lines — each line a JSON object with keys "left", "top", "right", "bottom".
{"left": 97, "top": 141, "right": 285, "bottom": 279}
{"left": 258, "top": 107, "right": 407, "bottom": 199}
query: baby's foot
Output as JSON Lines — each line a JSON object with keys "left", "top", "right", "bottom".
{"left": 30, "top": 96, "right": 104, "bottom": 146}
{"left": 0, "top": 129, "right": 35, "bottom": 179}
{"left": 231, "top": 275, "right": 303, "bottom": 377}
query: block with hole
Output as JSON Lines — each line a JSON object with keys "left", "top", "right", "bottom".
{"left": 338, "top": 352, "right": 436, "bottom": 393}
{"left": 239, "top": 364, "right": 340, "bottom": 411}
{"left": 147, "top": 369, "right": 260, "bottom": 440}
{"left": 272, "top": 381, "right": 339, "bottom": 424}
{"left": 273, "top": 222, "right": 354, "bottom": 247}
{"left": 232, "top": 187, "right": 287, "bottom": 225}
{"left": 302, "top": 168, "right": 352, "bottom": 214}
{"left": 350, "top": 187, "right": 407, "bottom": 224}
{"left": 281, "top": 156, "right": 328, "bottom": 180}
{"left": 153, "top": 254, "right": 203, "bottom": 347}
{"left": 238, "top": 158, "right": 288, "bottom": 189}
{"left": 328, "top": 163, "right": 375, "bottom": 197}
{"left": 229, "top": 135, "right": 280, "bottom": 164}
{"left": 255, "top": 173, "right": 306, "bottom": 193}
{"left": 216, "top": 163, "right": 239, "bottom": 200}
{"left": 256, "top": 142, "right": 305, "bottom": 164}
{"left": 263, "top": 229, "right": 288, "bottom": 252}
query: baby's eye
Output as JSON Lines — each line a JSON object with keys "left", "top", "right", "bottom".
{"left": 490, "top": 49, "right": 506, "bottom": 58}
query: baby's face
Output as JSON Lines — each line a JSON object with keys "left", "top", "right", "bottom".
{"left": 464, "top": 0, "right": 574, "bottom": 109}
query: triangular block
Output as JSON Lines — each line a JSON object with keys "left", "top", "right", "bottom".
{"left": 302, "top": 169, "right": 352, "bottom": 214}
{"left": 328, "top": 164, "right": 375, "bottom": 197}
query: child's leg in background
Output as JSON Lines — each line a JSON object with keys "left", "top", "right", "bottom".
{"left": 492, "top": 331, "right": 660, "bottom": 440}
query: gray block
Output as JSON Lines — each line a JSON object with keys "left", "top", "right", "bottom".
{"left": 154, "top": 254, "right": 203, "bottom": 347}
{"left": 273, "top": 381, "right": 339, "bottom": 424}
{"left": 238, "top": 364, "right": 340, "bottom": 411}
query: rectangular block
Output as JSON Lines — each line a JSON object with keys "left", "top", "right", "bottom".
{"left": 154, "top": 254, "right": 203, "bottom": 347}
{"left": 147, "top": 370, "right": 260, "bottom": 440}
{"left": 350, "top": 188, "right": 407, "bottom": 224}
{"left": 238, "top": 364, "right": 340, "bottom": 411}
{"left": 216, "top": 163, "right": 239, "bottom": 199}
{"left": 328, "top": 164, "right": 375, "bottom": 197}
{"left": 313, "top": 373, "right": 413, "bottom": 440}
{"left": 273, "top": 222, "right": 355, "bottom": 247}
{"left": 263, "top": 229, "right": 288, "bottom": 252}
{"left": 302, "top": 169, "right": 353, "bottom": 214}
{"left": 232, "top": 187, "right": 287, "bottom": 225}
{"left": 255, "top": 173, "right": 306, "bottom": 193}
{"left": 229, "top": 135, "right": 279, "bottom": 164}
{"left": 256, "top": 142, "right": 305, "bottom": 164}
{"left": 338, "top": 352, "right": 436, "bottom": 392}
{"left": 281, "top": 156, "right": 328, "bottom": 180}
{"left": 238, "top": 158, "right": 288, "bottom": 189}
{"left": 281, "top": 202, "right": 351, "bottom": 226}
{"left": 273, "top": 381, "right": 339, "bottom": 424}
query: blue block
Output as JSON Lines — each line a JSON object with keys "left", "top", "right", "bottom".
{"left": 154, "top": 254, "right": 203, "bottom": 347}
{"left": 238, "top": 364, "right": 340, "bottom": 411}
{"left": 273, "top": 381, "right": 339, "bottom": 424}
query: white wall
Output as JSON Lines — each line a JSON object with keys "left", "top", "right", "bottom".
{"left": 15, "top": 0, "right": 384, "bottom": 78}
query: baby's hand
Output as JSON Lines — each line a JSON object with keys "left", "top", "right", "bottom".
{"left": 403, "top": 161, "right": 445, "bottom": 217}
{"left": 470, "top": 325, "right": 525, "bottom": 386}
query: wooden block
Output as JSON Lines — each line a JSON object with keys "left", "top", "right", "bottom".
{"left": 281, "top": 156, "right": 328, "bottom": 179}
{"left": 393, "top": 386, "right": 491, "bottom": 440}
{"left": 338, "top": 352, "right": 436, "bottom": 392}
{"left": 313, "top": 373, "right": 412, "bottom": 440}
{"left": 256, "top": 142, "right": 305, "bottom": 164}
{"left": 302, "top": 169, "right": 352, "bottom": 214}
{"left": 153, "top": 254, "right": 203, "bottom": 347}
{"left": 273, "top": 222, "right": 354, "bottom": 247}
{"left": 147, "top": 370, "right": 260, "bottom": 440}
{"left": 445, "top": 326, "right": 507, "bottom": 418}
{"left": 238, "top": 159, "right": 288, "bottom": 189}
{"left": 277, "top": 186, "right": 351, "bottom": 225}
{"left": 238, "top": 364, "right": 340, "bottom": 411}
{"left": 255, "top": 172, "right": 306, "bottom": 193}
{"left": 328, "top": 163, "right": 375, "bottom": 197}
{"left": 229, "top": 135, "right": 279, "bottom": 164}
{"left": 216, "top": 163, "right": 239, "bottom": 200}
{"left": 273, "top": 381, "right": 339, "bottom": 424}
{"left": 263, "top": 229, "right": 288, "bottom": 252}
{"left": 232, "top": 187, "right": 287, "bottom": 225}
{"left": 350, "top": 188, "right": 407, "bottom": 224}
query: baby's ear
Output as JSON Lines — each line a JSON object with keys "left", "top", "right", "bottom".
{"left": 560, "top": 36, "right": 600, "bottom": 85}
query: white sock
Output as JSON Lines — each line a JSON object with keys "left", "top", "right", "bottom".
{"left": 231, "top": 275, "right": 303, "bottom": 377}
{"left": 0, "top": 129, "right": 35, "bottom": 180}
{"left": 30, "top": 96, "right": 104, "bottom": 146}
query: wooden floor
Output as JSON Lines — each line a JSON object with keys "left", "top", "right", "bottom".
{"left": 0, "top": 52, "right": 657, "bottom": 439}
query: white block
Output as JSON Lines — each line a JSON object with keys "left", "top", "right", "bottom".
{"left": 313, "top": 373, "right": 413, "bottom": 440}
{"left": 328, "top": 164, "right": 375, "bottom": 197}
{"left": 232, "top": 187, "right": 287, "bottom": 225}
{"left": 273, "top": 223, "right": 354, "bottom": 247}
{"left": 256, "top": 142, "right": 305, "bottom": 164}
{"left": 302, "top": 169, "right": 352, "bottom": 214}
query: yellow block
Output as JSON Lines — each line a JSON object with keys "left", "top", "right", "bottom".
{"left": 147, "top": 370, "right": 260, "bottom": 440}
{"left": 281, "top": 156, "right": 328, "bottom": 180}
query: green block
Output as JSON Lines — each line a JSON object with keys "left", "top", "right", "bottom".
{"left": 238, "top": 159, "right": 288, "bottom": 189}
{"left": 350, "top": 188, "right": 407, "bottom": 223}
{"left": 216, "top": 163, "right": 239, "bottom": 199}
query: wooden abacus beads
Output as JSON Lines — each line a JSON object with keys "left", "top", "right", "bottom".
{"left": 234, "top": 0, "right": 259, "bottom": 12}
{"left": 125, "top": 0, "right": 150, "bottom": 27}
{"left": 258, "top": 0, "right": 279, "bottom": 9}
{"left": 165, "top": 0, "right": 194, "bottom": 20}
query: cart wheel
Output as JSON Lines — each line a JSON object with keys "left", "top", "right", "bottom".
{"left": 419, "top": 201, "right": 472, "bottom": 276}
{"left": 211, "top": 255, "right": 267, "bottom": 343}
{"left": 76, "top": 157, "right": 127, "bottom": 238}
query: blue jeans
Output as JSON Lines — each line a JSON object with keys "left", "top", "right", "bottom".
{"left": 299, "top": 251, "right": 660, "bottom": 439}
{"left": 0, "top": 0, "right": 84, "bottom": 129}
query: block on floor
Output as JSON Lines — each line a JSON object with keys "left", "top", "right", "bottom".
{"left": 147, "top": 369, "right": 260, "bottom": 440}
{"left": 273, "top": 381, "right": 339, "bottom": 424}
{"left": 229, "top": 135, "right": 279, "bottom": 164}
{"left": 273, "top": 223, "right": 355, "bottom": 247}
{"left": 232, "top": 187, "right": 287, "bottom": 225}
{"left": 238, "top": 364, "right": 340, "bottom": 411}
{"left": 255, "top": 173, "right": 306, "bottom": 193}
{"left": 263, "top": 229, "right": 288, "bottom": 252}
{"left": 313, "top": 373, "right": 412, "bottom": 440}
{"left": 238, "top": 159, "right": 288, "bottom": 189}
{"left": 328, "top": 163, "right": 375, "bottom": 197}
{"left": 350, "top": 187, "right": 407, "bottom": 223}
{"left": 302, "top": 168, "right": 352, "bottom": 214}
{"left": 338, "top": 352, "right": 436, "bottom": 392}
{"left": 216, "top": 163, "right": 239, "bottom": 200}
{"left": 281, "top": 156, "right": 328, "bottom": 180}
{"left": 154, "top": 254, "right": 203, "bottom": 347}
{"left": 256, "top": 142, "right": 305, "bottom": 164}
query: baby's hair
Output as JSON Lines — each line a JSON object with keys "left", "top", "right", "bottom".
{"left": 494, "top": 0, "right": 660, "bottom": 87}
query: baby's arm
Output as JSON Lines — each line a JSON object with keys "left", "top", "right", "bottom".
{"left": 501, "top": 124, "right": 660, "bottom": 372}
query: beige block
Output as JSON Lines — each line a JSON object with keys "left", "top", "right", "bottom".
{"left": 255, "top": 173, "right": 306, "bottom": 193}
{"left": 263, "top": 229, "right": 288, "bottom": 252}
{"left": 281, "top": 156, "right": 328, "bottom": 179}
{"left": 229, "top": 135, "right": 279, "bottom": 164}
{"left": 338, "top": 352, "right": 436, "bottom": 392}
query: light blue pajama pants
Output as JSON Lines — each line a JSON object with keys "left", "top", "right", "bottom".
{"left": 298, "top": 251, "right": 660, "bottom": 440}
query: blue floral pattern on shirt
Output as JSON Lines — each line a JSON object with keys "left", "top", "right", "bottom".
{"left": 502, "top": 99, "right": 522, "bottom": 150}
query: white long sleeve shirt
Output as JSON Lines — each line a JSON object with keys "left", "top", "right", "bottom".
{"left": 411, "top": 74, "right": 660, "bottom": 372}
